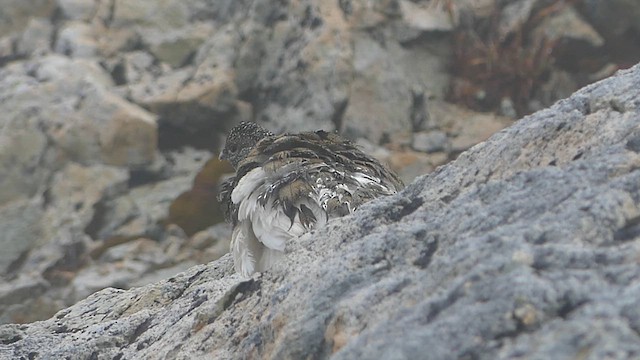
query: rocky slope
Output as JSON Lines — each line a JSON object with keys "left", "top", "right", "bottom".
{"left": 1, "top": 61, "right": 640, "bottom": 359}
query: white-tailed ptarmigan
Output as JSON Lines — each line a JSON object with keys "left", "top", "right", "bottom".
{"left": 218, "top": 122, "right": 403, "bottom": 276}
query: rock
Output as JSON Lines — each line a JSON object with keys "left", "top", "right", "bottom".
{"left": 37, "top": 150, "right": 223, "bottom": 308}
{"left": 578, "top": 0, "right": 640, "bottom": 37}
{"left": 0, "top": 36, "right": 13, "bottom": 58}
{"left": 96, "top": 27, "right": 140, "bottom": 58}
{"left": 127, "top": 66, "right": 193, "bottom": 110}
{"left": 386, "top": 149, "right": 448, "bottom": 184}
{"left": 124, "top": 25, "right": 242, "bottom": 147}
{"left": 497, "top": 0, "right": 536, "bottom": 40}
{"left": 0, "top": 225, "right": 91, "bottom": 325}
{"left": 1, "top": 55, "right": 157, "bottom": 171}
{"left": 499, "top": 97, "right": 517, "bottom": 118}
{"left": 34, "top": 0, "right": 453, "bottom": 148}
{"left": 54, "top": 21, "right": 100, "bottom": 58}
{"left": 0, "top": 275, "right": 49, "bottom": 324}
{"left": 111, "top": 0, "right": 190, "bottom": 29}
{"left": 16, "top": 18, "right": 53, "bottom": 56}
{"left": 399, "top": 0, "right": 456, "bottom": 33}
{"left": 355, "top": 137, "right": 445, "bottom": 184}
{"left": 342, "top": 31, "right": 450, "bottom": 142}
{"left": 0, "top": 199, "right": 44, "bottom": 274}
{"left": 533, "top": 6, "right": 603, "bottom": 47}
{"left": 162, "top": 147, "right": 212, "bottom": 177}
{"left": 89, "top": 175, "right": 193, "bottom": 241}
{"left": 412, "top": 130, "right": 450, "bottom": 153}
{"left": 70, "top": 233, "right": 194, "bottom": 302}
{"left": 144, "top": 23, "right": 213, "bottom": 68}
{"left": 70, "top": 253, "right": 152, "bottom": 301}
{"left": 425, "top": 101, "right": 512, "bottom": 154}
{"left": 0, "top": 113, "right": 51, "bottom": 205}
{"left": 56, "top": 0, "right": 100, "bottom": 21}
{"left": 112, "top": 50, "right": 159, "bottom": 85}
{"left": 43, "top": 163, "right": 129, "bottom": 232}
{"left": 531, "top": 5, "right": 606, "bottom": 76}
{"left": 340, "top": 0, "right": 399, "bottom": 29}
{"left": 0, "top": 157, "right": 195, "bottom": 325}
{"left": 246, "top": 2, "right": 352, "bottom": 134}
{"left": 2, "top": 59, "right": 640, "bottom": 360}
{"left": 454, "top": 0, "right": 498, "bottom": 19}
{"left": 47, "top": 79, "right": 157, "bottom": 167}
{"left": 182, "top": 222, "right": 232, "bottom": 264}
{"left": 30, "top": 53, "right": 113, "bottom": 85}
{"left": 129, "top": 261, "right": 199, "bottom": 288}
{"left": 0, "top": 0, "right": 55, "bottom": 36}
{"left": 98, "top": 95, "right": 158, "bottom": 167}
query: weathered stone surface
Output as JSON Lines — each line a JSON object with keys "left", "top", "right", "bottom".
{"left": 2, "top": 62, "right": 639, "bottom": 360}
{"left": 0, "top": 55, "right": 157, "bottom": 171}
{"left": 430, "top": 102, "right": 513, "bottom": 153}
{"left": 578, "top": 0, "right": 640, "bottom": 37}
{"left": 533, "top": 6, "right": 603, "bottom": 47}
{"left": 342, "top": 32, "right": 449, "bottom": 142}
{"left": 0, "top": 162, "right": 125, "bottom": 321}
{"left": 144, "top": 23, "right": 213, "bottom": 68}
{"left": 399, "top": 0, "right": 456, "bottom": 32}
{"left": 0, "top": 0, "right": 55, "bottom": 37}
{"left": 497, "top": 0, "right": 536, "bottom": 40}
{"left": 43, "top": 163, "right": 129, "bottom": 231}
{"left": 0, "top": 114, "right": 51, "bottom": 205}
{"left": 54, "top": 21, "right": 100, "bottom": 58}
{"left": 111, "top": 0, "right": 191, "bottom": 29}
{"left": 0, "top": 275, "right": 50, "bottom": 324}
{"left": 16, "top": 18, "right": 53, "bottom": 56}
{"left": 387, "top": 149, "right": 447, "bottom": 184}
{"left": 112, "top": 0, "right": 452, "bottom": 141}
{"left": 0, "top": 199, "right": 43, "bottom": 274}
{"left": 56, "top": 0, "right": 100, "bottom": 21}
{"left": 90, "top": 175, "right": 193, "bottom": 241}
{"left": 412, "top": 130, "right": 450, "bottom": 153}
{"left": 12, "top": 0, "right": 457, "bottom": 152}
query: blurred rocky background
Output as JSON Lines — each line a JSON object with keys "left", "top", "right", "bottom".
{"left": 0, "top": 0, "right": 638, "bottom": 325}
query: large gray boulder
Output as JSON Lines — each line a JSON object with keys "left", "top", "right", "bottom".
{"left": 1, "top": 60, "right": 639, "bottom": 359}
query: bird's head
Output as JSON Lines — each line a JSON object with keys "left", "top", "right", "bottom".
{"left": 220, "top": 122, "right": 274, "bottom": 169}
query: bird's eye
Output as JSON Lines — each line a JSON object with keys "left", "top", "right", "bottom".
{"left": 227, "top": 144, "right": 237, "bottom": 152}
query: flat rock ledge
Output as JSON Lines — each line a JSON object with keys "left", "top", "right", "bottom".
{"left": 2, "top": 63, "right": 640, "bottom": 359}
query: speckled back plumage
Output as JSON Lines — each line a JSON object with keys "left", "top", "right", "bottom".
{"left": 218, "top": 122, "right": 403, "bottom": 276}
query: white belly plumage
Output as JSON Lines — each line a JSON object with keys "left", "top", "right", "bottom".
{"left": 230, "top": 166, "right": 396, "bottom": 277}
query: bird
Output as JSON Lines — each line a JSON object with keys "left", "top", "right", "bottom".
{"left": 218, "top": 122, "right": 404, "bottom": 276}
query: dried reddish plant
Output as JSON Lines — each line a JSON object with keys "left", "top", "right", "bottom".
{"left": 447, "top": 1, "right": 568, "bottom": 116}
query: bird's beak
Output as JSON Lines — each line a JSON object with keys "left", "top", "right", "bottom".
{"left": 219, "top": 149, "right": 227, "bottom": 161}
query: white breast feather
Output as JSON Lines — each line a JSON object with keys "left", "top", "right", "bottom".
{"left": 230, "top": 163, "right": 397, "bottom": 277}
{"left": 231, "top": 165, "right": 329, "bottom": 276}
{"left": 250, "top": 196, "right": 303, "bottom": 251}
